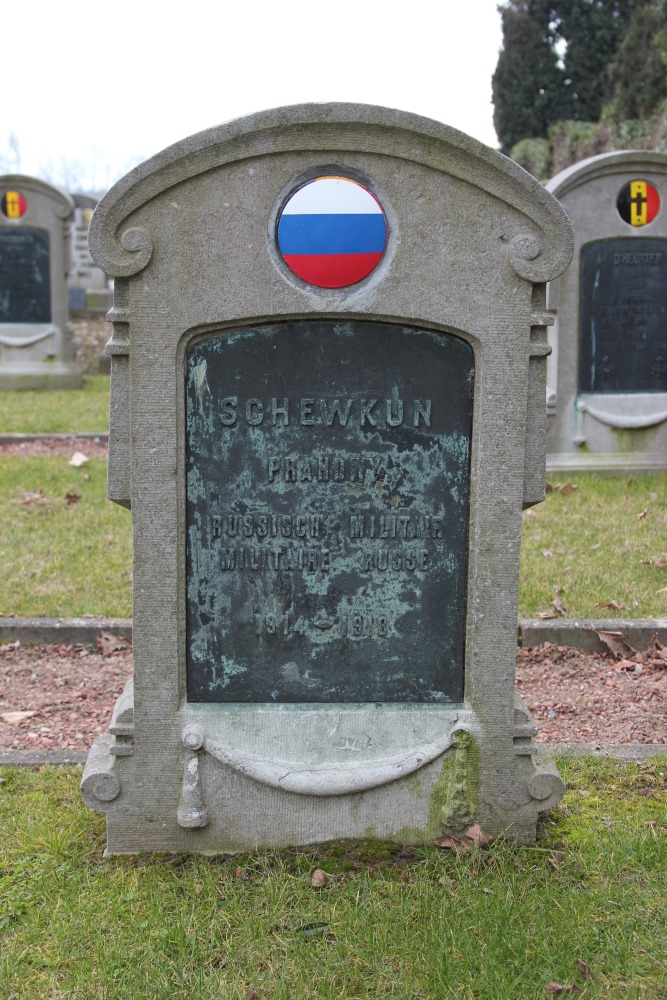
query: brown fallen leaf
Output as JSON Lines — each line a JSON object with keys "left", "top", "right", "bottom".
{"left": 551, "top": 588, "right": 567, "bottom": 616}
{"left": 594, "top": 600, "right": 628, "bottom": 611}
{"left": 17, "top": 489, "right": 46, "bottom": 505}
{"left": 636, "top": 507, "right": 649, "bottom": 520}
{"left": 1, "top": 710, "right": 37, "bottom": 724}
{"left": 464, "top": 824, "right": 495, "bottom": 846}
{"left": 96, "top": 631, "right": 129, "bottom": 656}
{"left": 655, "top": 557, "right": 667, "bottom": 568}
{"left": 538, "top": 610, "right": 560, "bottom": 620}
{"left": 310, "top": 868, "right": 331, "bottom": 888}
{"left": 651, "top": 634, "right": 667, "bottom": 665}
{"left": 65, "top": 493, "right": 81, "bottom": 507}
{"left": 558, "top": 482, "right": 578, "bottom": 495}
{"left": 575, "top": 959, "right": 592, "bottom": 981}
{"left": 589, "top": 629, "right": 637, "bottom": 660}
{"left": 617, "top": 659, "right": 638, "bottom": 672}
{"left": 656, "top": 587, "right": 667, "bottom": 595}
{"left": 546, "top": 984, "right": 582, "bottom": 995}
{"left": 434, "top": 834, "right": 472, "bottom": 855}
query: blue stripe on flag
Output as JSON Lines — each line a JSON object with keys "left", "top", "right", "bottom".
{"left": 278, "top": 214, "right": 386, "bottom": 255}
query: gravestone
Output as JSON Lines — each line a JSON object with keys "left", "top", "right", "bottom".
{"left": 82, "top": 104, "right": 572, "bottom": 854}
{"left": 0, "top": 175, "right": 82, "bottom": 389}
{"left": 546, "top": 151, "right": 667, "bottom": 470}
{"left": 69, "top": 193, "right": 111, "bottom": 312}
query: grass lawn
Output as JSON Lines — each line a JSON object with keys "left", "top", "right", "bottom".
{"left": 0, "top": 756, "right": 664, "bottom": 998}
{"left": 0, "top": 376, "right": 110, "bottom": 435}
{"left": 2, "top": 462, "right": 666, "bottom": 620}
{"left": 0, "top": 456, "right": 131, "bottom": 618}
{"left": 520, "top": 474, "right": 667, "bottom": 619}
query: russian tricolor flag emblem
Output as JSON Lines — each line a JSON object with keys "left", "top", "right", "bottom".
{"left": 278, "top": 176, "right": 387, "bottom": 288}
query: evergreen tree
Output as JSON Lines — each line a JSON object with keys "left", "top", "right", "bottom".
{"left": 605, "top": 1, "right": 667, "bottom": 120}
{"left": 555, "top": 0, "right": 646, "bottom": 122}
{"left": 493, "top": 0, "right": 569, "bottom": 152}
{"left": 492, "top": 0, "right": 662, "bottom": 150}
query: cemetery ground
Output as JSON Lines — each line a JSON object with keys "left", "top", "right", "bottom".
{"left": 0, "top": 755, "right": 665, "bottom": 997}
{"left": 0, "top": 328, "right": 665, "bottom": 998}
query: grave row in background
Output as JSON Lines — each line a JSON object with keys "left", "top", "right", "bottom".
{"left": 1, "top": 148, "right": 665, "bottom": 472}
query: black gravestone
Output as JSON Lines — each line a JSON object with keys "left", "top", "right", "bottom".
{"left": 185, "top": 320, "right": 473, "bottom": 704}
{"left": 0, "top": 227, "right": 51, "bottom": 324}
{"left": 579, "top": 238, "right": 667, "bottom": 393}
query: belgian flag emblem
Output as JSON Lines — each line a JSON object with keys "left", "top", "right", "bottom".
{"left": 617, "top": 180, "right": 660, "bottom": 226}
{"left": 1, "top": 190, "right": 27, "bottom": 219}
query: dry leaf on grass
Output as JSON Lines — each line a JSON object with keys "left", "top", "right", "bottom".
{"left": 65, "top": 493, "right": 81, "bottom": 507}
{"left": 96, "top": 631, "right": 129, "bottom": 656}
{"left": 538, "top": 610, "right": 560, "bottom": 620}
{"left": 574, "top": 960, "right": 592, "bottom": 981}
{"left": 594, "top": 600, "right": 628, "bottom": 611}
{"left": 546, "top": 984, "right": 582, "bottom": 995}
{"left": 434, "top": 835, "right": 472, "bottom": 854}
{"left": 551, "top": 589, "right": 567, "bottom": 616}
{"left": 310, "top": 868, "right": 331, "bottom": 888}
{"left": 435, "top": 826, "right": 495, "bottom": 853}
{"left": 557, "top": 482, "right": 578, "bottom": 495}
{"left": 542, "top": 549, "right": 554, "bottom": 558}
{"left": 464, "top": 824, "right": 494, "bottom": 846}
{"left": 655, "top": 557, "right": 667, "bottom": 568}
{"left": 16, "top": 490, "right": 46, "bottom": 505}
{"left": 636, "top": 507, "right": 649, "bottom": 520}
{"left": 68, "top": 451, "right": 89, "bottom": 467}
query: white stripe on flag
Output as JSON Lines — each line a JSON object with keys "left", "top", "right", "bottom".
{"left": 282, "top": 177, "right": 382, "bottom": 215}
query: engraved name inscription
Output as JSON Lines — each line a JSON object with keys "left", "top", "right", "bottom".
{"left": 219, "top": 396, "right": 431, "bottom": 427}
{"left": 185, "top": 321, "right": 473, "bottom": 704}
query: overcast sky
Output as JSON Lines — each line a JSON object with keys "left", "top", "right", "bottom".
{"left": 2, "top": 0, "right": 503, "bottom": 193}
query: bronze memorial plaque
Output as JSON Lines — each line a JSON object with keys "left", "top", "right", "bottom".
{"left": 185, "top": 321, "right": 473, "bottom": 703}
{"left": 579, "top": 238, "right": 667, "bottom": 393}
{"left": 0, "top": 227, "right": 51, "bottom": 324}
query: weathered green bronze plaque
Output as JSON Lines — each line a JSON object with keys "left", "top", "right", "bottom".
{"left": 185, "top": 321, "right": 473, "bottom": 703}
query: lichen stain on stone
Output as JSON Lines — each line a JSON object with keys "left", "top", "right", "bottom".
{"left": 430, "top": 730, "right": 480, "bottom": 835}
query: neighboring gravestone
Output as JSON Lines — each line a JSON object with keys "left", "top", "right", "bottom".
{"left": 82, "top": 104, "right": 572, "bottom": 854}
{"left": 68, "top": 193, "right": 111, "bottom": 312}
{"left": 546, "top": 151, "right": 667, "bottom": 470}
{"left": 0, "top": 175, "right": 82, "bottom": 389}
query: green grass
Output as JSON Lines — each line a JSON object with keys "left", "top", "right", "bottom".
{"left": 0, "top": 375, "right": 110, "bottom": 434}
{"left": 0, "top": 460, "right": 666, "bottom": 620}
{"left": 519, "top": 473, "right": 667, "bottom": 619}
{"left": 0, "top": 757, "right": 665, "bottom": 998}
{"left": 0, "top": 456, "right": 131, "bottom": 618}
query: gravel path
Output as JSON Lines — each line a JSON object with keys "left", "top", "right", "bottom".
{"left": 1, "top": 637, "right": 665, "bottom": 751}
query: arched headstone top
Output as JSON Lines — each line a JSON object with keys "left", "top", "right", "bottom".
{"left": 548, "top": 150, "right": 667, "bottom": 200}
{"left": 89, "top": 103, "right": 573, "bottom": 284}
{"left": 0, "top": 174, "right": 74, "bottom": 221}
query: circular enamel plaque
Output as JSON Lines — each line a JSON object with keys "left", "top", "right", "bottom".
{"left": 617, "top": 180, "right": 660, "bottom": 227}
{"left": 277, "top": 176, "right": 387, "bottom": 288}
{"left": 1, "top": 190, "right": 27, "bottom": 219}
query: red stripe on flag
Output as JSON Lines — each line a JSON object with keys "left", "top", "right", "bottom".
{"left": 282, "top": 252, "right": 383, "bottom": 288}
{"left": 646, "top": 183, "right": 660, "bottom": 224}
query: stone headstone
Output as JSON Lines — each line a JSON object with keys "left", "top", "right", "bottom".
{"left": 82, "top": 104, "right": 572, "bottom": 854}
{"left": 546, "top": 151, "right": 667, "bottom": 470}
{"left": 68, "top": 194, "right": 111, "bottom": 312}
{"left": 0, "top": 174, "right": 82, "bottom": 389}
